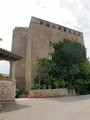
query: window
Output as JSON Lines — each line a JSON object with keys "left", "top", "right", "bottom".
{"left": 40, "top": 21, "right": 43, "bottom": 25}
{"left": 64, "top": 28, "right": 66, "bottom": 32}
{"left": 48, "top": 54, "right": 52, "bottom": 60}
{"left": 69, "top": 30, "right": 71, "bottom": 33}
{"left": 58, "top": 27, "right": 61, "bottom": 30}
{"left": 46, "top": 23, "right": 50, "bottom": 27}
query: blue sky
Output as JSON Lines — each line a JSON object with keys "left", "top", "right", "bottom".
{"left": 0, "top": 0, "right": 90, "bottom": 74}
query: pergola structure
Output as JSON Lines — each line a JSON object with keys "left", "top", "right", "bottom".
{"left": 0, "top": 48, "right": 23, "bottom": 81}
{"left": 0, "top": 48, "right": 23, "bottom": 104}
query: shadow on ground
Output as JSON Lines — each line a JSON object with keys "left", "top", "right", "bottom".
{"left": 45, "top": 95, "right": 90, "bottom": 103}
{"left": 0, "top": 100, "right": 30, "bottom": 113}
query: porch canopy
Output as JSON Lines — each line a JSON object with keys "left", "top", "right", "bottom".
{"left": 0, "top": 48, "right": 23, "bottom": 61}
{"left": 0, "top": 48, "right": 23, "bottom": 82}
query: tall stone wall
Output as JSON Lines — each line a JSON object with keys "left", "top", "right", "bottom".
{"left": 28, "top": 17, "right": 84, "bottom": 82}
{"left": 0, "top": 80, "right": 15, "bottom": 101}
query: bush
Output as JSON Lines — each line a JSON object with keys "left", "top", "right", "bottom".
{"left": 19, "top": 87, "right": 26, "bottom": 95}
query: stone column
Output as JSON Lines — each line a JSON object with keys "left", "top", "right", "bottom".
{"left": 25, "top": 27, "right": 32, "bottom": 96}
{"left": 10, "top": 61, "right": 16, "bottom": 82}
{"left": 10, "top": 61, "right": 16, "bottom": 98}
{"left": 0, "top": 104, "right": 3, "bottom": 111}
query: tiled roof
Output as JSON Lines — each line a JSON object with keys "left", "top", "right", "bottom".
{"left": 0, "top": 48, "right": 23, "bottom": 61}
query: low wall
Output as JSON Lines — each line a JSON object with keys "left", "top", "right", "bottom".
{"left": 0, "top": 80, "right": 15, "bottom": 101}
{"left": 29, "top": 88, "right": 76, "bottom": 97}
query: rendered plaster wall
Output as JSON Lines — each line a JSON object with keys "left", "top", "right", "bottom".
{"left": 0, "top": 80, "right": 15, "bottom": 101}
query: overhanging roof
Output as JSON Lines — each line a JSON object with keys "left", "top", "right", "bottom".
{"left": 0, "top": 48, "right": 23, "bottom": 61}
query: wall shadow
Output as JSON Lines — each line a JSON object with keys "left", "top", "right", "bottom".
{"left": 0, "top": 100, "right": 30, "bottom": 113}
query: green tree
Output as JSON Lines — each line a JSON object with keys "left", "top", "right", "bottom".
{"left": 32, "top": 39, "right": 89, "bottom": 95}
{"left": 79, "top": 59, "right": 90, "bottom": 80}
{"left": 52, "top": 39, "right": 86, "bottom": 80}
{"left": 33, "top": 58, "right": 55, "bottom": 88}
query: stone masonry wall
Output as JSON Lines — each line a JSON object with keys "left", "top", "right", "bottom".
{"left": 0, "top": 80, "right": 15, "bottom": 101}
{"left": 29, "top": 17, "right": 84, "bottom": 82}
{"left": 29, "top": 89, "right": 76, "bottom": 97}
{"left": 11, "top": 27, "right": 28, "bottom": 88}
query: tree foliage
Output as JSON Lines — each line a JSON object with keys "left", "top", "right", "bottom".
{"left": 52, "top": 39, "right": 86, "bottom": 80}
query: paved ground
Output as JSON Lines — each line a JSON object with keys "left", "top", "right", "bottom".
{"left": 0, "top": 95, "right": 90, "bottom": 120}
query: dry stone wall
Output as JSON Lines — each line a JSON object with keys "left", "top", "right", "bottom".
{"left": 29, "top": 88, "right": 76, "bottom": 97}
{"left": 0, "top": 80, "right": 15, "bottom": 101}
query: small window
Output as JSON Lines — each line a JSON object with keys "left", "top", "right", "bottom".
{"left": 48, "top": 54, "right": 52, "bottom": 60}
{"left": 69, "top": 30, "right": 71, "bottom": 33}
{"left": 64, "top": 28, "right": 66, "bottom": 32}
{"left": 40, "top": 21, "right": 43, "bottom": 25}
{"left": 46, "top": 23, "right": 50, "bottom": 27}
{"left": 58, "top": 27, "right": 61, "bottom": 30}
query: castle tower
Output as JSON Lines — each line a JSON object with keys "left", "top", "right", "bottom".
{"left": 11, "top": 16, "right": 84, "bottom": 94}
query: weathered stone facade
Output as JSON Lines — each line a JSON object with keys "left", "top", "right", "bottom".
{"left": 0, "top": 80, "right": 15, "bottom": 101}
{"left": 11, "top": 16, "right": 84, "bottom": 93}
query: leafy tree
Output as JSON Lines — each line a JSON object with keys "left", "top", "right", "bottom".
{"left": 78, "top": 59, "right": 90, "bottom": 81}
{"left": 33, "top": 58, "right": 55, "bottom": 88}
{"left": 32, "top": 39, "right": 90, "bottom": 95}
{"left": 52, "top": 39, "right": 86, "bottom": 80}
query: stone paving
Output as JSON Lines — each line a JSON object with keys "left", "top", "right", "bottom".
{"left": 0, "top": 95, "right": 90, "bottom": 120}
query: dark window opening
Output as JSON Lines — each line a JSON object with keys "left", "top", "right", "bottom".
{"left": 40, "top": 21, "right": 43, "bottom": 25}
{"left": 64, "top": 28, "right": 66, "bottom": 32}
{"left": 58, "top": 27, "right": 61, "bottom": 30}
{"left": 69, "top": 30, "right": 71, "bottom": 33}
{"left": 46, "top": 23, "right": 50, "bottom": 27}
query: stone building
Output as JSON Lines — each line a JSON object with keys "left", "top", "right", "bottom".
{"left": 11, "top": 16, "right": 84, "bottom": 94}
